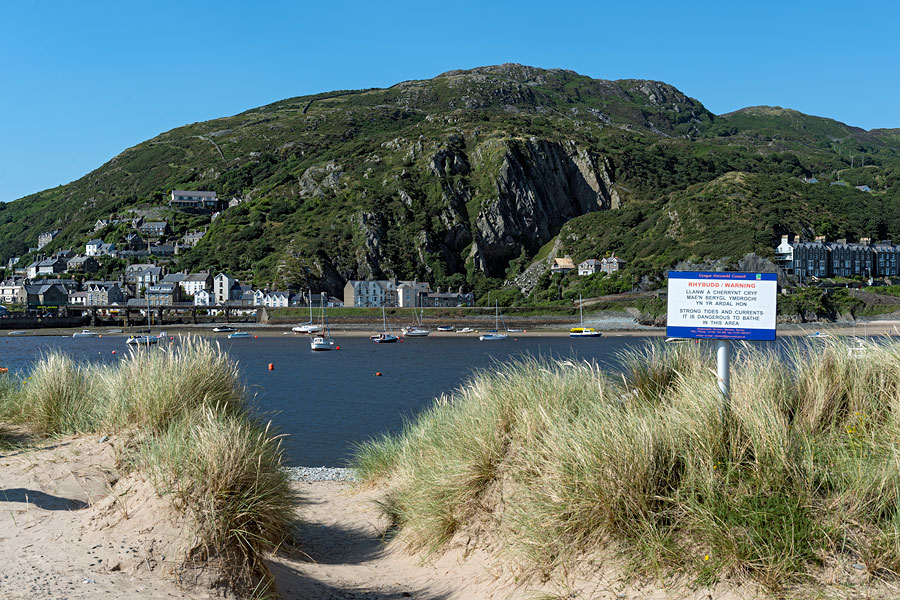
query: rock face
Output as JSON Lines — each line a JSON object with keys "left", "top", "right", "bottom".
{"left": 471, "top": 138, "right": 619, "bottom": 277}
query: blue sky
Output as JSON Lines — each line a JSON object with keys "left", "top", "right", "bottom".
{"left": 1, "top": 0, "right": 898, "bottom": 203}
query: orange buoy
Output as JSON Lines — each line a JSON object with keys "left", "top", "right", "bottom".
{"left": 268, "top": 363, "right": 274, "bottom": 371}
{"left": 375, "top": 372, "right": 382, "bottom": 376}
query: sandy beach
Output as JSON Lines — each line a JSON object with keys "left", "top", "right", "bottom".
{"left": 0, "top": 434, "right": 761, "bottom": 600}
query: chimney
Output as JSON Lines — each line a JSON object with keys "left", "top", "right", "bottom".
{"left": 860, "top": 237, "right": 871, "bottom": 245}
{"left": 781, "top": 235, "right": 789, "bottom": 243}
{"left": 837, "top": 238, "right": 847, "bottom": 245}
{"left": 814, "top": 235, "right": 826, "bottom": 242}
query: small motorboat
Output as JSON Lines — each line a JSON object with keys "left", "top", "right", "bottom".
{"left": 479, "top": 332, "right": 508, "bottom": 341}
{"left": 73, "top": 330, "right": 99, "bottom": 338}
{"left": 370, "top": 332, "right": 399, "bottom": 344}
{"left": 213, "top": 326, "right": 238, "bottom": 333}
{"left": 457, "top": 327, "right": 475, "bottom": 334}
{"left": 436, "top": 326, "right": 455, "bottom": 332}
{"left": 292, "top": 323, "right": 323, "bottom": 334}
{"left": 310, "top": 335, "right": 335, "bottom": 351}
{"left": 569, "top": 327, "right": 602, "bottom": 338}
{"left": 126, "top": 335, "right": 159, "bottom": 346}
{"left": 7, "top": 331, "right": 27, "bottom": 336}
{"left": 227, "top": 331, "right": 252, "bottom": 339}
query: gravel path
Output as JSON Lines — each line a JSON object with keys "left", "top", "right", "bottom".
{"left": 286, "top": 466, "right": 358, "bottom": 482}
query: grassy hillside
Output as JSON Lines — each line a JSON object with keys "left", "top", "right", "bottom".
{"left": 2, "top": 64, "right": 899, "bottom": 298}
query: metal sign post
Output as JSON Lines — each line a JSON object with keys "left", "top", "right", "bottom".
{"left": 716, "top": 339, "right": 731, "bottom": 400}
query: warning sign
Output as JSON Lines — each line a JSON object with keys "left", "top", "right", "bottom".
{"left": 666, "top": 271, "right": 777, "bottom": 341}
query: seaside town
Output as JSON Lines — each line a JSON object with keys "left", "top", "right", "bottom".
{"left": 0, "top": 190, "right": 640, "bottom": 321}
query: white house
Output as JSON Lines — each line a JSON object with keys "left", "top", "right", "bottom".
{"left": 85, "top": 239, "right": 104, "bottom": 256}
{"left": 213, "top": 273, "right": 236, "bottom": 304}
{"left": 251, "top": 289, "right": 266, "bottom": 306}
{"left": 194, "top": 289, "right": 213, "bottom": 306}
{"left": 181, "top": 272, "right": 211, "bottom": 297}
{"left": 343, "top": 280, "right": 389, "bottom": 307}
{"left": 263, "top": 291, "right": 290, "bottom": 308}
{"left": 774, "top": 235, "right": 794, "bottom": 272}
{"left": 578, "top": 259, "right": 601, "bottom": 276}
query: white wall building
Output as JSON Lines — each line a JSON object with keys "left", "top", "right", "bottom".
{"left": 213, "top": 273, "right": 236, "bottom": 304}
{"left": 194, "top": 289, "right": 213, "bottom": 306}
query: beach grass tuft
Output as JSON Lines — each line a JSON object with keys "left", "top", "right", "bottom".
{"left": 352, "top": 337, "right": 900, "bottom": 591}
{"left": 0, "top": 336, "right": 294, "bottom": 593}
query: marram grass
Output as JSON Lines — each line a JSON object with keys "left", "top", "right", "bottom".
{"left": 0, "top": 336, "right": 294, "bottom": 594}
{"left": 352, "top": 338, "right": 900, "bottom": 591}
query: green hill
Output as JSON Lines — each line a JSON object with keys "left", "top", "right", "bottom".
{"left": 2, "top": 64, "right": 898, "bottom": 299}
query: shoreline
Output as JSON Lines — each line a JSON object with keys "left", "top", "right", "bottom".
{"left": 4, "top": 320, "right": 900, "bottom": 338}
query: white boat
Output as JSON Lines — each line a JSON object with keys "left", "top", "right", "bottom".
{"left": 402, "top": 326, "right": 430, "bottom": 337}
{"left": 479, "top": 302, "right": 508, "bottom": 341}
{"left": 227, "top": 331, "right": 252, "bottom": 339}
{"left": 310, "top": 293, "right": 336, "bottom": 351}
{"left": 570, "top": 295, "right": 602, "bottom": 338}
{"left": 401, "top": 309, "right": 430, "bottom": 337}
{"left": 293, "top": 323, "right": 323, "bottom": 334}
{"left": 213, "top": 325, "right": 237, "bottom": 333}
{"left": 7, "top": 331, "right": 27, "bottom": 336}
{"left": 436, "top": 326, "right": 455, "bottom": 332}
{"left": 72, "top": 330, "right": 99, "bottom": 338}
{"left": 293, "top": 290, "right": 324, "bottom": 333}
{"left": 479, "top": 332, "right": 509, "bottom": 341}
{"left": 106, "top": 329, "right": 122, "bottom": 334}
{"left": 457, "top": 327, "right": 475, "bottom": 334}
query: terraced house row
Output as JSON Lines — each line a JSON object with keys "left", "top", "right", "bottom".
{"left": 775, "top": 235, "right": 900, "bottom": 279}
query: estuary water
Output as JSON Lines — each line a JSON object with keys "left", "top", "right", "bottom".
{"left": 3, "top": 333, "right": 692, "bottom": 465}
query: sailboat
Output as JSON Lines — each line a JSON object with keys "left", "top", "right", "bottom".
{"left": 293, "top": 289, "right": 324, "bottom": 334}
{"left": 570, "top": 295, "right": 602, "bottom": 338}
{"left": 127, "top": 295, "right": 161, "bottom": 345}
{"left": 401, "top": 308, "right": 430, "bottom": 337}
{"left": 479, "top": 301, "right": 508, "bottom": 341}
{"left": 310, "top": 293, "right": 336, "bottom": 351}
{"left": 370, "top": 306, "right": 399, "bottom": 343}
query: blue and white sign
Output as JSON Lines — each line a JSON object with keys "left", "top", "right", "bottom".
{"left": 666, "top": 271, "right": 777, "bottom": 341}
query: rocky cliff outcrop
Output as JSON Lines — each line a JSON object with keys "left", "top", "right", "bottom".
{"left": 470, "top": 138, "right": 619, "bottom": 277}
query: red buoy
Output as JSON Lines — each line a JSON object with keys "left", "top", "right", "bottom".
{"left": 375, "top": 372, "right": 382, "bottom": 376}
{"left": 254, "top": 335, "right": 258, "bottom": 339}
{"left": 268, "top": 363, "right": 274, "bottom": 371}
{"left": 111, "top": 350, "right": 116, "bottom": 354}
{"left": 336, "top": 346, "right": 341, "bottom": 350}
